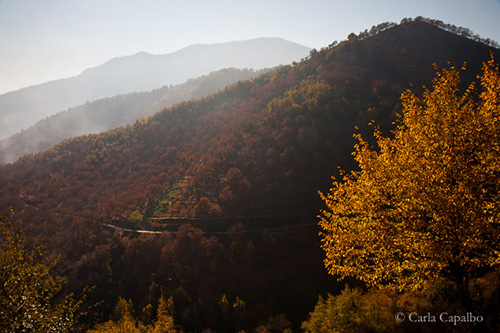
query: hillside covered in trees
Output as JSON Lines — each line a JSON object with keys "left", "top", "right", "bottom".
{"left": 0, "top": 18, "right": 499, "bottom": 331}
{"left": 0, "top": 68, "right": 266, "bottom": 164}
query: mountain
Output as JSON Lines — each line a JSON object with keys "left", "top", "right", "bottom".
{"left": 2, "top": 19, "right": 496, "bottom": 222}
{"left": 0, "top": 68, "right": 267, "bottom": 164}
{"left": 0, "top": 37, "right": 311, "bottom": 139}
{"left": 0, "top": 19, "right": 498, "bottom": 330}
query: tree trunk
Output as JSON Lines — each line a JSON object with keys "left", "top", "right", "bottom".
{"left": 455, "top": 271, "right": 494, "bottom": 332}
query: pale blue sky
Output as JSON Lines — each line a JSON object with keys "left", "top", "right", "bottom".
{"left": 1, "top": 0, "right": 499, "bottom": 94}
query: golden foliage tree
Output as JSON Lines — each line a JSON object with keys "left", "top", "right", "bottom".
{"left": 88, "top": 297, "right": 145, "bottom": 333}
{"left": 319, "top": 57, "right": 500, "bottom": 310}
{"left": 302, "top": 285, "right": 397, "bottom": 332}
{"left": 0, "top": 211, "right": 88, "bottom": 332}
{"left": 88, "top": 296, "right": 177, "bottom": 333}
{"left": 151, "top": 296, "right": 176, "bottom": 333}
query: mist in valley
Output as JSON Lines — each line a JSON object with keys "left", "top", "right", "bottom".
{"left": 0, "top": 67, "right": 270, "bottom": 164}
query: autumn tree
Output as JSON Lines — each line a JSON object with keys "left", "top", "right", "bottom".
{"left": 88, "top": 296, "right": 177, "bottom": 333}
{"left": 150, "top": 296, "right": 177, "bottom": 333}
{"left": 302, "top": 285, "right": 397, "bottom": 332}
{"left": 88, "top": 297, "right": 145, "bottom": 333}
{"left": 0, "top": 211, "right": 88, "bottom": 332}
{"left": 319, "top": 57, "right": 500, "bottom": 313}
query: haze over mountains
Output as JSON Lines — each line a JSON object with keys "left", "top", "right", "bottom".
{"left": 0, "top": 37, "right": 310, "bottom": 140}
{"left": 0, "top": 68, "right": 267, "bottom": 164}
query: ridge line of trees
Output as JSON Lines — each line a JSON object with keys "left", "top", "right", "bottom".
{"left": 308, "top": 16, "right": 499, "bottom": 59}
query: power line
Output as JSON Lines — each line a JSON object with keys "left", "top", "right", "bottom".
{"left": 21, "top": 200, "right": 318, "bottom": 235}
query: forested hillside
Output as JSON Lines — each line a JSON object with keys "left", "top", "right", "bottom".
{"left": 0, "top": 68, "right": 265, "bottom": 164}
{"left": 0, "top": 18, "right": 498, "bottom": 331}
{"left": 1, "top": 19, "right": 496, "bottom": 224}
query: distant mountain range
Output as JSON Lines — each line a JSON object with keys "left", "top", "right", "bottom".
{"left": 0, "top": 37, "right": 311, "bottom": 139}
{"left": 0, "top": 68, "right": 268, "bottom": 164}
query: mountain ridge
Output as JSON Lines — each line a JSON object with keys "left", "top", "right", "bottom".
{"left": 0, "top": 68, "right": 267, "bottom": 164}
{"left": 0, "top": 37, "right": 311, "bottom": 139}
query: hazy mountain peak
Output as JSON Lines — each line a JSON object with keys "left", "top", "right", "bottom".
{"left": 0, "top": 38, "right": 311, "bottom": 140}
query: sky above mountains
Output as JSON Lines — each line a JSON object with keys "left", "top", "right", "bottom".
{"left": 1, "top": 0, "right": 499, "bottom": 95}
